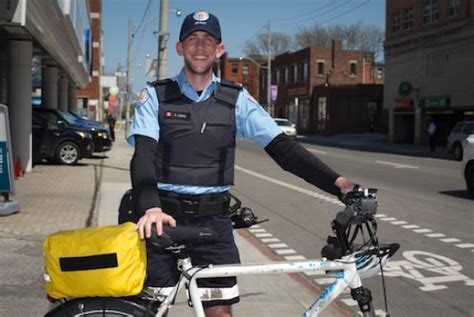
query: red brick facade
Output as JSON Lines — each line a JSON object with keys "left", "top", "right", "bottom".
{"left": 219, "top": 53, "right": 261, "bottom": 102}
{"left": 386, "top": 0, "right": 470, "bottom": 40}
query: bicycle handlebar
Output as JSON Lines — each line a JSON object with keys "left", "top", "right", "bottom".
{"left": 336, "top": 188, "right": 378, "bottom": 226}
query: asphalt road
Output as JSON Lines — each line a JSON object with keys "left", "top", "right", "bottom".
{"left": 233, "top": 140, "right": 474, "bottom": 317}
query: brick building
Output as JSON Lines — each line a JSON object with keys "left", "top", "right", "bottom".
{"left": 77, "top": 0, "right": 103, "bottom": 121}
{"left": 272, "top": 41, "right": 384, "bottom": 134}
{"left": 218, "top": 53, "right": 262, "bottom": 103}
{"left": 384, "top": 0, "right": 474, "bottom": 144}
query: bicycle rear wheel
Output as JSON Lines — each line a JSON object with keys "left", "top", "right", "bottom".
{"left": 45, "top": 297, "right": 159, "bottom": 317}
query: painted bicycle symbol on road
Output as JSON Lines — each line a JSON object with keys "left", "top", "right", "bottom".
{"left": 382, "top": 250, "right": 474, "bottom": 291}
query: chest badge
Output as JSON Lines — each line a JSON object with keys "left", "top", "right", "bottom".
{"left": 165, "top": 111, "right": 190, "bottom": 120}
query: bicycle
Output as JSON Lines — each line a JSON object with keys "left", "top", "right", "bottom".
{"left": 45, "top": 189, "right": 399, "bottom": 317}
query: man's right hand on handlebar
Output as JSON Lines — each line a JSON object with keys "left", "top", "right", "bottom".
{"left": 133, "top": 207, "right": 176, "bottom": 239}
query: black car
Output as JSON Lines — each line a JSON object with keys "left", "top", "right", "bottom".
{"left": 34, "top": 108, "right": 112, "bottom": 153}
{"left": 33, "top": 110, "right": 94, "bottom": 165}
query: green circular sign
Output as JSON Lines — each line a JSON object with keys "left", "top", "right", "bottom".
{"left": 109, "top": 86, "right": 119, "bottom": 96}
{"left": 398, "top": 82, "right": 412, "bottom": 97}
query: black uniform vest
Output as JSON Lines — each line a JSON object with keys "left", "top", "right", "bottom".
{"left": 152, "top": 79, "right": 241, "bottom": 186}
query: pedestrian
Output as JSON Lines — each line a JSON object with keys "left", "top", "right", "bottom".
{"left": 127, "top": 11, "right": 360, "bottom": 317}
{"left": 107, "top": 112, "right": 116, "bottom": 141}
{"left": 427, "top": 119, "right": 437, "bottom": 153}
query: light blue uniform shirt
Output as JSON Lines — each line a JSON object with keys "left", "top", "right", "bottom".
{"left": 127, "top": 69, "right": 282, "bottom": 195}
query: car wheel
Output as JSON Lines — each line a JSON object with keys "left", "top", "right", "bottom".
{"left": 55, "top": 141, "right": 80, "bottom": 165}
{"left": 453, "top": 143, "right": 463, "bottom": 161}
{"left": 466, "top": 163, "right": 474, "bottom": 197}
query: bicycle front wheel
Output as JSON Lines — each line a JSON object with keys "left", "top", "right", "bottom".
{"left": 45, "top": 297, "right": 159, "bottom": 317}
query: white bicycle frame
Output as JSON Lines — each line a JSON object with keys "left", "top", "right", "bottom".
{"left": 154, "top": 255, "right": 362, "bottom": 317}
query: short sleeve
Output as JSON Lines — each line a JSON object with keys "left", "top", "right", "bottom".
{"left": 236, "top": 89, "right": 282, "bottom": 148}
{"left": 127, "top": 84, "right": 160, "bottom": 146}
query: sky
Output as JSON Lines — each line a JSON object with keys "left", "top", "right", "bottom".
{"left": 102, "top": 0, "right": 386, "bottom": 93}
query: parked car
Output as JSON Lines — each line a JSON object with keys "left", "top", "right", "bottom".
{"left": 32, "top": 111, "right": 94, "bottom": 165}
{"left": 461, "top": 134, "right": 474, "bottom": 197}
{"left": 446, "top": 120, "right": 474, "bottom": 160}
{"left": 274, "top": 118, "right": 297, "bottom": 139}
{"left": 33, "top": 108, "right": 112, "bottom": 153}
{"left": 68, "top": 110, "right": 104, "bottom": 129}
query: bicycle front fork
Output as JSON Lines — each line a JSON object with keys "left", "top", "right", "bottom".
{"left": 351, "top": 287, "right": 375, "bottom": 317}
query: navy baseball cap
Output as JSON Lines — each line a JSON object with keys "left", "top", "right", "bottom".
{"left": 179, "top": 11, "right": 221, "bottom": 42}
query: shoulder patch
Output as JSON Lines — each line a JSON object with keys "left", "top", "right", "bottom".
{"left": 136, "top": 88, "right": 149, "bottom": 106}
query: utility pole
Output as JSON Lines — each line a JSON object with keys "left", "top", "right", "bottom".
{"left": 157, "top": 0, "right": 169, "bottom": 79}
{"left": 125, "top": 20, "right": 133, "bottom": 136}
{"left": 266, "top": 21, "right": 272, "bottom": 116}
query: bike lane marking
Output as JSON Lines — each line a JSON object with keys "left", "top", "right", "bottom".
{"left": 237, "top": 166, "right": 474, "bottom": 295}
{"left": 238, "top": 165, "right": 474, "bottom": 254}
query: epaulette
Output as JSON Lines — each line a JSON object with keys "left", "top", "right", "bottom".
{"left": 215, "top": 80, "right": 242, "bottom": 107}
{"left": 151, "top": 79, "right": 181, "bottom": 103}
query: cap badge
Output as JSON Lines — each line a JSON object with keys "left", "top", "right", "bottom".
{"left": 193, "top": 11, "right": 210, "bottom": 22}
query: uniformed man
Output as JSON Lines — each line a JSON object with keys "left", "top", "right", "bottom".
{"left": 128, "top": 11, "right": 357, "bottom": 317}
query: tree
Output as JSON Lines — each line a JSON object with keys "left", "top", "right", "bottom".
{"left": 243, "top": 32, "right": 292, "bottom": 58}
{"left": 245, "top": 23, "right": 384, "bottom": 62}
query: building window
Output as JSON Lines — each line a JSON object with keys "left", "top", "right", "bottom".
{"left": 423, "top": 0, "right": 440, "bottom": 24}
{"left": 284, "top": 67, "right": 288, "bottom": 84}
{"left": 293, "top": 64, "right": 298, "bottom": 83}
{"left": 376, "top": 67, "right": 383, "bottom": 79}
{"left": 350, "top": 62, "right": 357, "bottom": 76}
{"left": 242, "top": 64, "right": 249, "bottom": 76}
{"left": 392, "top": 12, "right": 401, "bottom": 32}
{"left": 448, "top": 0, "right": 460, "bottom": 17}
{"left": 303, "top": 62, "right": 308, "bottom": 82}
{"left": 317, "top": 62, "right": 324, "bottom": 75}
{"left": 276, "top": 69, "right": 280, "bottom": 84}
{"left": 231, "top": 63, "right": 238, "bottom": 74}
{"left": 403, "top": 7, "right": 413, "bottom": 30}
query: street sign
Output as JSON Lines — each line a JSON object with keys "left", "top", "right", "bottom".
{"left": 424, "top": 97, "right": 450, "bottom": 108}
{"left": 398, "top": 81, "right": 412, "bottom": 97}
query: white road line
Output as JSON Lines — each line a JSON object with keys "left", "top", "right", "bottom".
{"left": 284, "top": 255, "right": 306, "bottom": 261}
{"left": 255, "top": 233, "right": 273, "bottom": 238}
{"left": 374, "top": 214, "right": 387, "bottom": 218}
{"left": 391, "top": 220, "right": 408, "bottom": 225}
{"left": 341, "top": 298, "right": 358, "bottom": 306}
{"left": 380, "top": 217, "right": 397, "bottom": 221}
{"left": 235, "top": 165, "right": 344, "bottom": 207}
{"left": 402, "top": 224, "right": 420, "bottom": 229}
{"left": 425, "top": 233, "right": 446, "bottom": 238}
{"left": 249, "top": 228, "right": 266, "bottom": 233}
{"left": 455, "top": 243, "right": 474, "bottom": 248}
{"left": 413, "top": 228, "right": 432, "bottom": 233}
{"left": 276, "top": 249, "right": 297, "bottom": 255}
{"left": 376, "top": 160, "right": 419, "bottom": 169}
{"left": 261, "top": 238, "right": 280, "bottom": 243}
{"left": 268, "top": 243, "right": 288, "bottom": 249}
{"left": 440, "top": 238, "right": 461, "bottom": 243}
{"left": 308, "top": 149, "right": 327, "bottom": 155}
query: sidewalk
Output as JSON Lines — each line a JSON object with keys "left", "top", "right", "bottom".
{"left": 0, "top": 129, "right": 344, "bottom": 316}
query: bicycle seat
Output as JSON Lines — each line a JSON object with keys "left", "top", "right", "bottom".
{"left": 148, "top": 226, "right": 220, "bottom": 249}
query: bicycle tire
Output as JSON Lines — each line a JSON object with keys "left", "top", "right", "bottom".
{"left": 45, "top": 297, "right": 160, "bottom": 317}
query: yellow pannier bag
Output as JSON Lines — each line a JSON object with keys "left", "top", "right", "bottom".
{"left": 43, "top": 222, "right": 146, "bottom": 299}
